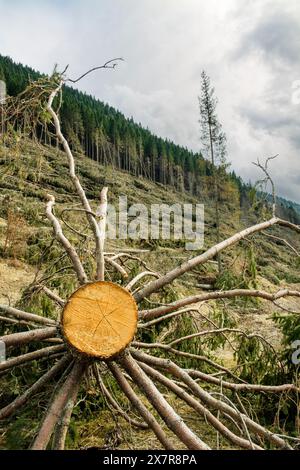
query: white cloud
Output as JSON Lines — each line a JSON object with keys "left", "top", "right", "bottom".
{"left": 0, "top": 0, "right": 299, "bottom": 201}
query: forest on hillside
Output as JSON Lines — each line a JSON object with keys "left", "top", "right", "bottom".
{"left": 1, "top": 54, "right": 299, "bottom": 225}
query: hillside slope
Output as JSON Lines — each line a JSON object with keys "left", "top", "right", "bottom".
{"left": 0, "top": 136, "right": 300, "bottom": 449}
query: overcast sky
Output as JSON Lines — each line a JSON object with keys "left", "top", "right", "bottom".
{"left": 0, "top": 0, "right": 299, "bottom": 202}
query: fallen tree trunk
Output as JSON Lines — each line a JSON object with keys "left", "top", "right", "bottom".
{"left": 119, "top": 353, "right": 210, "bottom": 450}
{"left": 135, "top": 217, "right": 300, "bottom": 302}
{"left": 108, "top": 361, "right": 174, "bottom": 449}
{"left": 31, "top": 360, "right": 86, "bottom": 450}
{"left": 0, "top": 327, "right": 58, "bottom": 347}
{"left": 0, "top": 304, "right": 56, "bottom": 325}
{"left": 0, "top": 344, "right": 65, "bottom": 372}
{"left": 0, "top": 355, "right": 71, "bottom": 420}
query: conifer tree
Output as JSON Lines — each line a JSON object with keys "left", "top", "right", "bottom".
{"left": 199, "top": 70, "right": 227, "bottom": 272}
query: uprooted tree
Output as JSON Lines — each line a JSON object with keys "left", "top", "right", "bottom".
{"left": 0, "top": 63, "right": 300, "bottom": 450}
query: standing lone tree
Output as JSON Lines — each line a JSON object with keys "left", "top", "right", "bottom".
{"left": 199, "top": 71, "right": 227, "bottom": 273}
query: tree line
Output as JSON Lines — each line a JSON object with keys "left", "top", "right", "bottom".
{"left": 0, "top": 54, "right": 242, "bottom": 198}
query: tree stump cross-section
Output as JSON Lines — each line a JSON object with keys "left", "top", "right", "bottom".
{"left": 62, "top": 281, "right": 138, "bottom": 359}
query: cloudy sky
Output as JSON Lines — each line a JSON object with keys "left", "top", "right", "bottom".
{"left": 0, "top": 0, "right": 299, "bottom": 201}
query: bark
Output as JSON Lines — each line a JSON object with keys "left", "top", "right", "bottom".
{"left": 105, "top": 257, "right": 128, "bottom": 278}
{"left": 130, "top": 345, "right": 243, "bottom": 381}
{"left": 187, "top": 369, "right": 300, "bottom": 393}
{"left": 119, "top": 353, "right": 210, "bottom": 450}
{"left": 132, "top": 350, "right": 292, "bottom": 450}
{"left": 46, "top": 194, "right": 88, "bottom": 285}
{"left": 93, "top": 364, "right": 147, "bottom": 429}
{"left": 138, "top": 308, "right": 202, "bottom": 329}
{"left": 40, "top": 286, "right": 65, "bottom": 307}
{"left": 134, "top": 217, "right": 300, "bottom": 302}
{"left": 138, "top": 361, "right": 262, "bottom": 450}
{"left": 95, "top": 187, "right": 108, "bottom": 281}
{"left": 51, "top": 375, "right": 81, "bottom": 450}
{"left": 0, "top": 344, "right": 65, "bottom": 372}
{"left": 0, "top": 327, "right": 57, "bottom": 347}
{"left": 108, "top": 361, "right": 173, "bottom": 449}
{"left": 0, "top": 304, "right": 56, "bottom": 326}
{"left": 0, "top": 355, "right": 71, "bottom": 419}
{"left": 46, "top": 85, "right": 103, "bottom": 280}
{"left": 31, "top": 360, "right": 86, "bottom": 450}
{"left": 126, "top": 271, "right": 160, "bottom": 292}
{"left": 139, "top": 288, "right": 300, "bottom": 321}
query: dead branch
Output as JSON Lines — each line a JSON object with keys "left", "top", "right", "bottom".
{"left": 40, "top": 286, "right": 65, "bottom": 307}
{"left": 138, "top": 361, "right": 262, "bottom": 450}
{"left": 132, "top": 350, "right": 292, "bottom": 449}
{"left": 140, "top": 288, "right": 300, "bottom": 321}
{"left": 46, "top": 85, "right": 104, "bottom": 281}
{"left": 168, "top": 328, "right": 274, "bottom": 350}
{"left": 119, "top": 353, "right": 210, "bottom": 450}
{"left": 93, "top": 364, "right": 147, "bottom": 429}
{"left": 0, "top": 355, "right": 71, "bottom": 420}
{"left": 262, "top": 231, "right": 300, "bottom": 257}
{"left": 46, "top": 194, "right": 88, "bottom": 284}
{"left": 253, "top": 155, "right": 278, "bottom": 217}
{"left": 0, "top": 315, "right": 39, "bottom": 328}
{"left": 0, "top": 327, "right": 58, "bottom": 348}
{"left": 31, "top": 360, "right": 86, "bottom": 450}
{"left": 187, "top": 369, "right": 300, "bottom": 393}
{"left": 0, "top": 345, "right": 65, "bottom": 372}
{"left": 110, "top": 252, "right": 153, "bottom": 272}
{"left": 105, "top": 257, "right": 128, "bottom": 278}
{"left": 134, "top": 217, "right": 300, "bottom": 302}
{"left": 66, "top": 58, "right": 123, "bottom": 83}
{"left": 51, "top": 364, "right": 84, "bottom": 450}
{"left": 108, "top": 361, "right": 173, "bottom": 449}
{"left": 126, "top": 271, "right": 160, "bottom": 292}
{"left": 138, "top": 307, "right": 204, "bottom": 328}
{"left": 0, "top": 304, "right": 56, "bottom": 326}
{"left": 95, "top": 187, "right": 108, "bottom": 281}
{"left": 131, "top": 345, "right": 245, "bottom": 382}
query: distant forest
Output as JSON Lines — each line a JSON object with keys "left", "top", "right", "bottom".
{"left": 0, "top": 54, "right": 299, "bottom": 222}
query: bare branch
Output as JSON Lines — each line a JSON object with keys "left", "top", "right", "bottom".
{"left": 131, "top": 350, "right": 292, "bottom": 449}
{"left": 134, "top": 216, "right": 300, "bottom": 302}
{"left": 119, "top": 353, "right": 210, "bottom": 450}
{"left": 131, "top": 346, "right": 246, "bottom": 382}
{"left": 93, "top": 364, "right": 147, "bottom": 429}
{"left": 46, "top": 85, "right": 103, "bottom": 279}
{"left": 0, "top": 327, "right": 58, "bottom": 348}
{"left": 95, "top": 187, "right": 108, "bottom": 281}
{"left": 126, "top": 271, "right": 160, "bottom": 292}
{"left": 187, "top": 369, "right": 300, "bottom": 394}
{"left": 0, "top": 355, "right": 71, "bottom": 419}
{"left": 105, "top": 257, "right": 128, "bottom": 278}
{"left": 31, "top": 360, "right": 86, "bottom": 450}
{"left": 39, "top": 286, "right": 65, "bottom": 307}
{"left": 253, "top": 155, "right": 278, "bottom": 217}
{"left": 66, "top": 58, "right": 124, "bottom": 83}
{"left": 0, "top": 304, "right": 56, "bottom": 326}
{"left": 46, "top": 194, "right": 88, "bottom": 284}
{"left": 140, "top": 288, "right": 300, "bottom": 321}
{"left": 262, "top": 231, "right": 300, "bottom": 257}
{"left": 108, "top": 361, "right": 173, "bottom": 449}
{"left": 0, "top": 345, "right": 65, "bottom": 373}
{"left": 138, "top": 361, "right": 262, "bottom": 450}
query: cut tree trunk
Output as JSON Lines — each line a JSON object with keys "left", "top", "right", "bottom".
{"left": 61, "top": 281, "right": 138, "bottom": 359}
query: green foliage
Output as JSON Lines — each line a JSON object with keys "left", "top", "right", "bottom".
{"left": 274, "top": 312, "right": 300, "bottom": 372}
{"left": 235, "top": 335, "right": 278, "bottom": 384}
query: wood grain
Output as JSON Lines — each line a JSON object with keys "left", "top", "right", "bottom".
{"left": 62, "top": 281, "right": 138, "bottom": 359}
